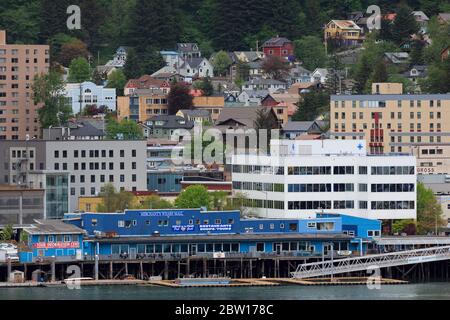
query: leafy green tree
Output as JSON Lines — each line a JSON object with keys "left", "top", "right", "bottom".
{"left": 416, "top": 182, "right": 445, "bottom": 235}
{"left": 392, "top": 219, "right": 416, "bottom": 234}
{"left": 168, "top": 82, "right": 194, "bottom": 115}
{"left": 139, "top": 195, "right": 174, "bottom": 209}
{"left": 212, "top": 51, "right": 232, "bottom": 77}
{"left": 68, "top": 57, "right": 91, "bottom": 83}
{"left": 106, "top": 119, "right": 144, "bottom": 140}
{"left": 175, "top": 185, "right": 211, "bottom": 209}
{"left": 0, "top": 0, "right": 41, "bottom": 44}
{"left": 366, "top": 59, "right": 388, "bottom": 91}
{"left": 292, "top": 90, "right": 328, "bottom": 121}
{"left": 33, "top": 71, "right": 73, "bottom": 128}
{"left": 96, "top": 183, "right": 135, "bottom": 213}
{"left": 421, "top": 58, "right": 450, "bottom": 94}
{"left": 106, "top": 70, "right": 127, "bottom": 96}
{"left": 0, "top": 224, "right": 14, "bottom": 241}
{"left": 294, "top": 36, "right": 327, "bottom": 71}
{"left": 210, "top": 191, "right": 229, "bottom": 211}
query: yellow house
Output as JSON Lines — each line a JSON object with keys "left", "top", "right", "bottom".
{"left": 117, "top": 89, "right": 169, "bottom": 122}
{"left": 324, "top": 20, "right": 363, "bottom": 47}
{"left": 193, "top": 96, "right": 224, "bottom": 122}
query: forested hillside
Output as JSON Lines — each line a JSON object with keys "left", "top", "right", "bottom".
{"left": 1, "top": 0, "right": 449, "bottom": 59}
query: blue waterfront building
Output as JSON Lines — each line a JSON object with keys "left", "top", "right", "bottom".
{"left": 62, "top": 209, "right": 381, "bottom": 259}
{"left": 18, "top": 220, "right": 85, "bottom": 263}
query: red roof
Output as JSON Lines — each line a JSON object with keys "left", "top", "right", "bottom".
{"left": 126, "top": 75, "right": 169, "bottom": 89}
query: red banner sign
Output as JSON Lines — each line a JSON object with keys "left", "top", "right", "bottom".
{"left": 32, "top": 242, "right": 80, "bottom": 249}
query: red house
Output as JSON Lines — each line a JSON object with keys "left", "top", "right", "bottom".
{"left": 262, "top": 36, "right": 294, "bottom": 59}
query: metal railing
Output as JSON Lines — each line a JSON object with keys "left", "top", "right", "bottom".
{"left": 291, "top": 245, "right": 450, "bottom": 279}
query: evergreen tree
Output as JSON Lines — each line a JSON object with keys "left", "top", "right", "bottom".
{"left": 38, "top": 0, "right": 72, "bottom": 43}
{"left": 367, "top": 59, "right": 388, "bottom": 87}
{"left": 127, "top": 0, "right": 180, "bottom": 51}
{"left": 292, "top": 89, "right": 329, "bottom": 121}
{"left": 391, "top": 5, "right": 419, "bottom": 45}
{"left": 140, "top": 46, "right": 165, "bottom": 75}
{"left": 123, "top": 48, "right": 142, "bottom": 80}
{"left": 410, "top": 40, "right": 425, "bottom": 65}
{"left": 213, "top": 0, "right": 248, "bottom": 50}
{"left": 325, "top": 53, "right": 346, "bottom": 94}
{"left": 353, "top": 53, "right": 372, "bottom": 93}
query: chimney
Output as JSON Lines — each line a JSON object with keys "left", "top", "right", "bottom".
{"left": 0, "top": 30, "right": 6, "bottom": 45}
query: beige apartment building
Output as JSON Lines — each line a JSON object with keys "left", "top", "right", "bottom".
{"left": 117, "top": 88, "right": 169, "bottom": 122}
{"left": 0, "top": 30, "right": 50, "bottom": 140}
{"left": 330, "top": 83, "right": 450, "bottom": 156}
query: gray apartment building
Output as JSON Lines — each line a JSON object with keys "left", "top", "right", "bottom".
{"left": 0, "top": 139, "right": 147, "bottom": 216}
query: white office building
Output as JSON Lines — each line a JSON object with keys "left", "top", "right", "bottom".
{"left": 64, "top": 81, "right": 116, "bottom": 114}
{"left": 231, "top": 139, "right": 417, "bottom": 221}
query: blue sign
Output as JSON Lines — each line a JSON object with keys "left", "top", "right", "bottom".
{"left": 199, "top": 224, "right": 232, "bottom": 232}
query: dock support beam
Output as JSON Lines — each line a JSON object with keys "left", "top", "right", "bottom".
{"left": 224, "top": 260, "right": 227, "bottom": 276}
{"left": 203, "top": 259, "right": 207, "bottom": 278}
{"left": 186, "top": 258, "right": 190, "bottom": 277}
{"left": 6, "top": 258, "right": 11, "bottom": 282}
{"left": 249, "top": 260, "right": 253, "bottom": 278}
{"left": 140, "top": 261, "right": 143, "bottom": 280}
{"left": 109, "top": 261, "right": 113, "bottom": 279}
{"left": 94, "top": 255, "right": 99, "bottom": 281}
{"left": 164, "top": 260, "right": 169, "bottom": 280}
{"left": 51, "top": 260, "right": 56, "bottom": 282}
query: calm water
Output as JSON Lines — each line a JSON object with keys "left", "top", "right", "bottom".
{"left": 0, "top": 282, "right": 449, "bottom": 300}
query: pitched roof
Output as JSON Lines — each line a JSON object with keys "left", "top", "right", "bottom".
{"left": 240, "top": 89, "right": 270, "bottom": 98}
{"left": 263, "top": 37, "right": 292, "bottom": 47}
{"left": 216, "top": 106, "right": 272, "bottom": 129}
{"left": 178, "top": 109, "right": 211, "bottom": 118}
{"left": 233, "top": 51, "right": 264, "bottom": 62}
{"left": 69, "top": 121, "right": 105, "bottom": 137}
{"left": 244, "top": 78, "right": 286, "bottom": 86}
{"left": 181, "top": 57, "right": 206, "bottom": 69}
{"left": 438, "top": 13, "right": 450, "bottom": 22}
{"left": 283, "top": 121, "right": 315, "bottom": 132}
{"left": 126, "top": 75, "right": 169, "bottom": 89}
{"left": 328, "top": 20, "right": 362, "bottom": 30}
{"left": 384, "top": 52, "right": 410, "bottom": 64}
{"left": 25, "top": 220, "right": 85, "bottom": 235}
{"left": 177, "top": 43, "right": 200, "bottom": 53}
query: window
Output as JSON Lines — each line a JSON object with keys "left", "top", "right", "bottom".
{"left": 307, "top": 222, "right": 316, "bottom": 228}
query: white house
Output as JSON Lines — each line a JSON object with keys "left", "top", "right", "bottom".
{"left": 242, "top": 78, "right": 287, "bottom": 93}
{"left": 105, "top": 46, "right": 128, "bottom": 68}
{"left": 64, "top": 81, "right": 116, "bottom": 114}
{"left": 161, "top": 50, "right": 181, "bottom": 68}
{"left": 179, "top": 57, "right": 214, "bottom": 78}
{"left": 232, "top": 139, "right": 417, "bottom": 221}
{"left": 310, "top": 68, "right": 328, "bottom": 84}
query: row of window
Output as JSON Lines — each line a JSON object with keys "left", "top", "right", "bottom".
{"left": 61, "top": 162, "right": 137, "bottom": 171}
{"left": 71, "top": 185, "right": 137, "bottom": 196}
{"left": 54, "top": 149, "right": 137, "bottom": 158}
{"left": 371, "top": 201, "right": 415, "bottom": 210}
{"left": 371, "top": 166, "right": 415, "bottom": 175}
{"left": 113, "top": 218, "right": 235, "bottom": 228}
{"left": 287, "top": 184, "right": 355, "bottom": 193}
{"left": 232, "top": 181, "right": 285, "bottom": 192}
{"left": 37, "top": 234, "right": 75, "bottom": 242}
{"left": 240, "top": 199, "right": 285, "bottom": 210}
{"left": 333, "top": 99, "right": 443, "bottom": 109}
{"left": 70, "top": 174, "right": 137, "bottom": 184}
{"left": 371, "top": 184, "right": 415, "bottom": 193}
{"left": 232, "top": 165, "right": 284, "bottom": 175}
{"left": 287, "top": 201, "right": 355, "bottom": 210}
